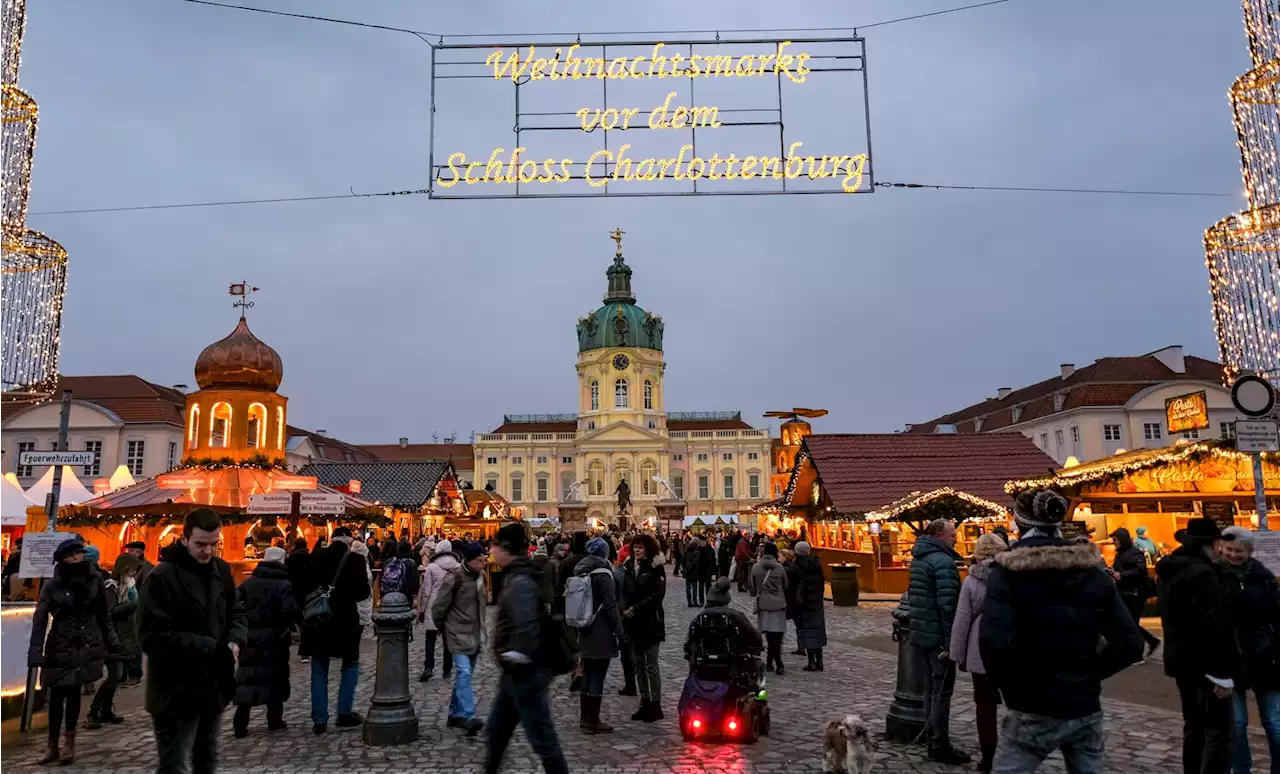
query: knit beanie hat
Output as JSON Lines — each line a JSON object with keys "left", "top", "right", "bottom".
{"left": 586, "top": 537, "right": 609, "bottom": 558}
{"left": 794, "top": 541, "right": 811, "bottom": 556}
{"left": 705, "top": 577, "right": 732, "bottom": 607}
{"left": 458, "top": 541, "right": 486, "bottom": 562}
{"left": 434, "top": 539, "right": 453, "bottom": 556}
{"left": 84, "top": 545, "right": 101, "bottom": 565}
{"left": 494, "top": 523, "right": 529, "bottom": 555}
{"left": 762, "top": 542, "right": 779, "bottom": 558}
{"left": 1012, "top": 489, "right": 1069, "bottom": 530}
{"left": 263, "top": 546, "right": 286, "bottom": 563}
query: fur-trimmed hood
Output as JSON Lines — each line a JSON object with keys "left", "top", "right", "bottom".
{"left": 994, "top": 538, "right": 1102, "bottom": 572}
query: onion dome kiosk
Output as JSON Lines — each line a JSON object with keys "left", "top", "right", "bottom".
{"left": 54, "top": 313, "right": 382, "bottom": 575}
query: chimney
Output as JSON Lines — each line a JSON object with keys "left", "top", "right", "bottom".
{"left": 316, "top": 429, "right": 327, "bottom": 437}
{"left": 1151, "top": 345, "right": 1186, "bottom": 374}
{"left": 172, "top": 383, "right": 189, "bottom": 393}
{"left": 1060, "top": 363, "right": 1075, "bottom": 380}
{"left": 399, "top": 437, "right": 409, "bottom": 448}
{"left": 934, "top": 424, "right": 958, "bottom": 434}
{"left": 904, "top": 423, "right": 914, "bottom": 433}
{"left": 997, "top": 387, "right": 1012, "bottom": 400}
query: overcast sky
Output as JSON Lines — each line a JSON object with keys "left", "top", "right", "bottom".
{"left": 19, "top": 0, "right": 1248, "bottom": 443}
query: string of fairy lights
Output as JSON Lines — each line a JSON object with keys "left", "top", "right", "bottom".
{"left": 1204, "top": 0, "right": 1280, "bottom": 384}
{"left": 1, "top": 0, "right": 67, "bottom": 395}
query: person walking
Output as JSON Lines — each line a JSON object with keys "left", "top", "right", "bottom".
{"left": 300, "top": 526, "right": 371, "bottom": 735}
{"left": 981, "top": 489, "right": 1144, "bottom": 774}
{"left": 694, "top": 536, "right": 716, "bottom": 607}
{"left": 557, "top": 532, "right": 590, "bottom": 694}
{"left": 620, "top": 533, "right": 667, "bottom": 722}
{"left": 29, "top": 539, "right": 119, "bottom": 764}
{"left": 418, "top": 539, "right": 460, "bottom": 682}
{"left": 948, "top": 532, "right": 1008, "bottom": 771}
{"left": 232, "top": 546, "right": 296, "bottom": 738}
{"left": 285, "top": 538, "right": 310, "bottom": 602}
{"left": 86, "top": 554, "right": 142, "bottom": 728}
{"left": 906, "top": 519, "right": 969, "bottom": 764}
{"left": 750, "top": 542, "right": 789, "bottom": 675}
{"left": 733, "top": 533, "right": 752, "bottom": 592}
{"left": 1219, "top": 526, "right": 1280, "bottom": 774}
{"left": 573, "top": 537, "right": 625, "bottom": 733}
{"left": 613, "top": 556, "right": 639, "bottom": 698}
{"left": 484, "top": 523, "right": 569, "bottom": 774}
{"left": 1158, "top": 517, "right": 1242, "bottom": 774}
{"left": 138, "top": 509, "right": 246, "bottom": 774}
{"left": 432, "top": 541, "right": 488, "bottom": 736}
{"left": 1108, "top": 527, "right": 1161, "bottom": 658}
{"left": 792, "top": 542, "right": 827, "bottom": 671}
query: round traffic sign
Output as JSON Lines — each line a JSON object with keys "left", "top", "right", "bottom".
{"left": 1231, "top": 374, "right": 1276, "bottom": 417}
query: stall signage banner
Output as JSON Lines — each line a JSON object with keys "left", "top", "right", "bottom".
{"left": 1236, "top": 420, "right": 1280, "bottom": 453}
{"left": 246, "top": 493, "right": 293, "bottom": 515}
{"left": 1255, "top": 531, "right": 1280, "bottom": 577}
{"left": 157, "top": 473, "right": 211, "bottom": 490}
{"left": 299, "top": 492, "right": 344, "bottom": 515}
{"left": 1165, "top": 391, "right": 1210, "bottom": 433}
{"left": 272, "top": 475, "right": 318, "bottom": 490}
{"left": 18, "top": 451, "right": 96, "bottom": 467}
{"left": 18, "top": 531, "right": 75, "bottom": 578}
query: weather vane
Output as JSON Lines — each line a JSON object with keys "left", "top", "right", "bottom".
{"left": 610, "top": 227, "right": 625, "bottom": 257}
{"left": 229, "top": 282, "right": 259, "bottom": 317}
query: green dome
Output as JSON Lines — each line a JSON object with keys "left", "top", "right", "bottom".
{"left": 576, "top": 254, "right": 664, "bottom": 353}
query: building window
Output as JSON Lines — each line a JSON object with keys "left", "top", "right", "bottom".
{"left": 561, "top": 471, "right": 574, "bottom": 499}
{"left": 1039, "top": 433, "right": 1048, "bottom": 449}
{"left": 512, "top": 456, "right": 523, "bottom": 465}
{"left": 615, "top": 379, "right": 629, "bottom": 408}
{"left": 648, "top": 420, "right": 657, "bottom": 429}
{"left": 723, "top": 453, "right": 733, "bottom": 461}
{"left": 698, "top": 474, "right": 710, "bottom": 499}
{"left": 1070, "top": 426, "right": 1080, "bottom": 444}
{"left": 749, "top": 473, "right": 760, "bottom": 499}
{"left": 589, "top": 461, "right": 605, "bottom": 496}
{"left": 536, "top": 475, "right": 548, "bottom": 502}
{"left": 614, "top": 460, "right": 631, "bottom": 487}
{"left": 1221, "top": 422, "right": 1236, "bottom": 440}
{"left": 1143, "top": 423, "right": 1162, "bottom": 441}
{"left": 1054, "top": 429, "right": 1064, "bottom": 453}
{"left": 561, "top": 456, "right": 573, "bottom": 464}
{"left": 16, "top": 441, "right": 35, "bottom": 477}
{"left": 1103, "top": 424, "right": 1122, "bottom": 442}
{"left": 536, "top": 456, "right": 548, "bottom": 465}
{"left": 210, "top": 402, "right": 232, "bottom": 447}
{"left": 590, "top": 381, "right": 599, "bottom": 411}
{"left": 487, "top": 456, "right": 498, "bottom": 465}
{"left": 247, "top": 403, "right": 267, "bottom": 448}
{"left": 644, "top": 380, "right": 653, "bottom": 410}
{"left": 126, "top": 441, "right": 146, "bottom": 476}
{"left": 640, "top": 459, "right": 657, "bottom": 495}
{"left": 1181, "top": 430, "right": 1200, "bottom": 440}
{"left": 83, "top": 440, "right": 102, "bottom": 476}
{"left": 672, "top": 472, "right": 684, "bottom": 499}
{"left": 672, "top": 454, "right": 683, "bottom": 462}
{"left": 747, "top": 452, "right": 759, "bottom": 461}
{"left": 485, "top": 474, "right": 498, "bottom": 491}
{"left": 723, "top": 473, "right": 735, "bottom": 499}
{"left": 696, "top": 453, "right": 708, "bottom": 462}
{"left": 167, "top": 442, "right": 178, "bottom": 471}
{"left": 587, "top": 421, "right": 595, "bottom": 430}
{"left": 277, "top": 406, "right": 285, "bottom": 449}
{"left": 188, "top": 405, "right": 200, "bottom": 449}
{"left": 510, "top": 475, "right": 523, "bottom": 502}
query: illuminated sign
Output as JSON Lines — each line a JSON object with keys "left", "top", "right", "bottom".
{"left": 429, "top": 34, "right": 871, "bottom": 199}
{"left": 1165, "top": 391, "right": 1210, "bottom": 433}
{"left": 157, "top": 473, "right": 212, "bottom": 490}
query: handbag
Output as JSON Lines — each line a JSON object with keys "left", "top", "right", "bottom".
{"left": 754, "top": 568, "right": 774, "bottom": 613}
{"left": 302, "top": 551, "right": 350, "bottom": 627}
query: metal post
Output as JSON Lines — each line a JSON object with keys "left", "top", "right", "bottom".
{"left": 45, "top": 389, "right": 72, "bottom": 531}
{"left": 884, "top": 591, "right": 926, "bottom": 742}
{"left": 362, "top": 591, "right": 419, "bottom": 745}
{"left": 1253, "top": 452, "right": 1270, "bottom": 530}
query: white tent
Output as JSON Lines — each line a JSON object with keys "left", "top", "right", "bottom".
{"left": 2, "top": 475, "right": 34, "bottom": 526}
{"left": 107, "top": 465, "right": 136, "bottom": 492}
{"left": 682, "top": 514, "right": 740, "bottom": 528}
{"left": 24, "top": 466, "right": 95, "bottom": 509}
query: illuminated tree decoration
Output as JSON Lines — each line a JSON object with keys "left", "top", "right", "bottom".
{"left": 2, "top": 0, "right": 69, "bottom": 396}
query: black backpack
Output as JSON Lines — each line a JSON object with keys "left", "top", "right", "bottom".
{"left": 530, "top": 562, "right": 576, "bottom": 675}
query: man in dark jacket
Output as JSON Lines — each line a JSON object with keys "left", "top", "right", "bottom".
{"left": 485, "top": 523, "right": 568, "bottom": 774}
{"left": 299, "top": 526, "right": 371, "bottom": 735}
{"left": 1157, "top": 517, "right": 1241, "bottom": 774}
{"left": 285, "top": 538, "right": 309, "bottom": 606}
{"left": 555, "top": 532, "right": 589, "bottom": 693}
{"left": 138, "top": 508, "right": 247, "bottom": 774}
{"left": 981, "top": 489, "right": 1143, "bottom": 773}
{"left": 232, "top": 546, "right": 296, "bottom": 738}
{"left": 1107, "top": 527, "right": 1161, "bottom": 655}
{"left": 907, "top": 519, "right": 967, "bottom": 764}
{"left": 1219, "top": 526, "right": 1280, "bottom": 773}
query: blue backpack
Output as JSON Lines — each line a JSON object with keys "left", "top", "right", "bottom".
{"left": 381, "top": 557, "right": 409, "bottom": 595}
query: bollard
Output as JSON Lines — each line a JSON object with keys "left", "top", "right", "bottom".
{"left": 362, "top": 591, "right": 419, "bottom": 745}
{"left": 883, "top": 591, "right": 926, "bottom": 743}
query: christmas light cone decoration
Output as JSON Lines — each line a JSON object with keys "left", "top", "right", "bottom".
{"left": 2, "top": 0, "right": 68, "bottom": 395}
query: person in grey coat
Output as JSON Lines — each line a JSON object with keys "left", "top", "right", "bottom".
{"left": 613, "top": 558, "right": 638, "bottom": 698}
{"left": 574, "top": 537, "right": 625, "bottom": 733}
{"left": 750, "top": 543, "right": 790, "bottom": 675}
{"left": 432, "top": 541, "right": 488, "bottom": 735}
{"left": 948, "top": 533, "right": 1008, "bottom": 772}
{"left": 792, "top": 542, "right": 827, "bottom": 671}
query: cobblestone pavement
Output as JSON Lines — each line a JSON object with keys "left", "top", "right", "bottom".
{"left": 5, "top": 574, "right": 1270, "bottom": 773}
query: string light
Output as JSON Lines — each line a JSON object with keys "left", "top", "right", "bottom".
{"left": 1006, "top": 439, "right": 1279, "bottom": 494}
{"left": 864, "top": 487, "right": 1010, "bottom": 523}
{"left": 2, "top": 0, "right": 68, "bottom": 396}
{"left": 1204, "top": 2, "right": 1280, "bottom": 383}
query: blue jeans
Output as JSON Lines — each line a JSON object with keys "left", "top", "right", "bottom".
{"left": 485, "top": 669, "right": 567, "bottom": 774}
{"left": 310, "top": 656, "right": 360, "bottom": 726}
{"left": 449, "top": 653, "right": 477, "bottom": 720}
{"left": 993, "top": 710, "right": 1105, "bottom": 774}
{"left": 1231, "top": 688, "right": 1280, "bottom": 774}
{"left": 581, "top": 657, "right": 611, "bottom": 697}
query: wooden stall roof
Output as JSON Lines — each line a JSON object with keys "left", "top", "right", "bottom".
{"left": 1006, "top": 439, "right": 1280, "bottom": 494}
{"left": 65, "top": 468, "right": 375, "bottom": 516}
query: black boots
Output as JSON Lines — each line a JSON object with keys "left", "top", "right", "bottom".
{"left": 802, "top": 648, "right": 824, "bottom": 671}
{"left": 977, "top": 743, "right": 996, "bottom": 772}
{"left": 630, "top": 699, "right": 664, "bottom": 722}
{"left": 928, "top": 743, "right": 972, "bottom": 765}
{"left": 579, "top": 695, "right": 614, "bottom": 734}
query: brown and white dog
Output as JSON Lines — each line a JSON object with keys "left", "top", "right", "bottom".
{"left": 823, "top": 714, "right": 874, "bottom": 774}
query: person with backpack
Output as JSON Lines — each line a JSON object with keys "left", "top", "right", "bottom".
{"left": 379, "top": 542, "right": 419, "bottom": 600}
{"left": 485, "top": 523, "right": 569, "bottom": 774}
{"left": 418, "top": 540, "right": 460, "bottom": 682}
{"left": 432, "top": 541, "right": 487, "bottom": 736}
{"left": 299, "top": 526, "right": 370, "bottom": 735}
{"left": 567, "top": 537, "right": 625, "bottom": 734}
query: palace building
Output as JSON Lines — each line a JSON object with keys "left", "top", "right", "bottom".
{"left": 473, "top": 231, "right": 773, "bottom": 527}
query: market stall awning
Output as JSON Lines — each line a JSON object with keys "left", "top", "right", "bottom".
{"left": 865, "top": 487, "right": 1010, "bottom": 523}
{"left": 25, "top": 466, "right": 95, "bottom": 508}
{"left": 2, "top": 474, "right": 34, "bottom": 526}
{"left": 683, "top": 515, "right": 739, "bottom": 527}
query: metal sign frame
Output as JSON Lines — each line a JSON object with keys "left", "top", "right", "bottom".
{"left": 427, "top": 32, "right": 873, "bottom": 200}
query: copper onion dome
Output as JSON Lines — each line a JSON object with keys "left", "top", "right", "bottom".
{"left": 193, "top": 317, "right": 283, "bottom": 391}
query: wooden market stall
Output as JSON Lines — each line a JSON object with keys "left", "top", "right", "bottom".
{"left": 770, "top": 433, "right": 1057, "bottom": 593}
{"left": 1007, "top": 439, "right": 1279, "bottom": 566}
